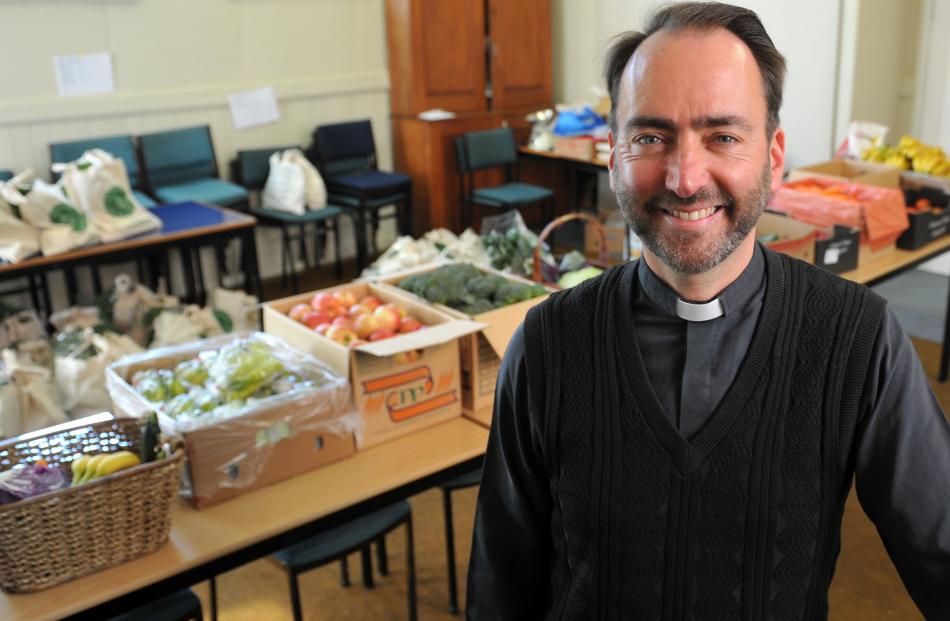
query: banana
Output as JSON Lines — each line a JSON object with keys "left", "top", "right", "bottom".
{"left": 78, "top": 454, "right": 107, "bottom": 484}
{"left": 90, "top": 451, "right": 141, "bottom": 481}
{"left": 70, "top": 455, "right": 90, "bottom": 485}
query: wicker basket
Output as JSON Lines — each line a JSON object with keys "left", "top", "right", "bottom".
{"left": 532, "top": 212, "right": 610, "bottom": 286}
{"left": 0, "top": 417, "right": 183, "bottom": 593}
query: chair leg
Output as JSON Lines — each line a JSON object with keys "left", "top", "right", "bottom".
{"left": 340, "top": 556, "right": 351, "bottom": 587}
{"left": 360, "top": 545, "right": 375, "bottom": 588}
{"left": 64, "top": 267, "right": 79, "bottom": 306}
{"left": 443, "top": 487, "right": 460, "bottom": 614}
{"left": 209, "top": 577, "right": 218, "bottom": 621}
{"left": 376, "top": 535, "right": 389, "bottom": 576}
{"left": 332, "top": 218, "right": 343, "bottom": 279}
{"left": 299, "top": 224, "right": 310, "bottom": 269}
{"left": 288, "top": 569, "right": 304, "bottom": 621}
{"left": 406, "top": 515, "right": 418, "bottom": 621}
{"left": 90, "top": 264, "right": 103, "bottom": 297}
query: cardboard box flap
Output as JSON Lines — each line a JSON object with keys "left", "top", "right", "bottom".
{"left": 481, "top": 309, "right": 528, "bottom": 357}
{"left": 355, "top": 319, "right": 486, "bottom": 357}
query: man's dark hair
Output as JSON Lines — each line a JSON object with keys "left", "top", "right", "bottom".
{"left": 604, "top": 2, "right": 786, "bottom": 136}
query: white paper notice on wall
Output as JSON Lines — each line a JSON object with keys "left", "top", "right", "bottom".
{"left": 53, "top": 53, "right": 115, "bottom": 97}
{"left": 228, "top": 86, "right": 281, "bottom": 131}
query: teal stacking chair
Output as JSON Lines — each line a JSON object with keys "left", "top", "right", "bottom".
{"left": 0, "top": 170, "right": 12, "bottom": 182}
{"left": 232, "top": 147, "right": 355, "bottom": 292}
{"left": 139, "top": 126, "right": 248, "bottom": 208}
{"left": 455, "top": 127, "right": 554, "bottom": 230}
{"left": 49, "top": 135, "right": 156, "bottom": 207}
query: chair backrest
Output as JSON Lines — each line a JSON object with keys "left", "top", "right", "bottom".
{"left": 139, "top": 125, "right": 218, "bottom": 189}
{"left": 312, "top": 119, "right": 377, "bottom": 177}
{"left": 459, "top": 128, "right": 517, "bottom": 172}
{"left": 231, "top": 146, "right": 299, "bottom": 191}
{"left": 49, "top": 135, "right": 142, "bottom": 187}
{"left": 0, "top": 170, "right": 11, "bottom": 182}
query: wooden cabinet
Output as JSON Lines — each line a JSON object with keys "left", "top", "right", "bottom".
{"left": 488, "top": 0, "right": 553, "bottom": 111}
{"left": 386, "top": 0, "right": 552, "bottom": 233}
{"left": 385, "top": 0, "right": 488, "bottom": 116}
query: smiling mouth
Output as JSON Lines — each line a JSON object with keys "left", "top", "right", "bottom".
{"left": 666, "top": 206, "right": 720, "bottom": 221}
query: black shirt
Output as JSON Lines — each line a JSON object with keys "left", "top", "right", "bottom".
{"left": 468, "top": 247, "right": 950, "bottom": 618}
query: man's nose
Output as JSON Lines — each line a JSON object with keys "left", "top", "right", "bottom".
{"left": 665, "top": 139, "right": 710, "bottom": 198}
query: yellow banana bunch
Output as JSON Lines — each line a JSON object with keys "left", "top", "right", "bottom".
{"left": 71, "top": 451, "right": 141, "bottom": 485}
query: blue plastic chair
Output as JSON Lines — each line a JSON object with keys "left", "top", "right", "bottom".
{"left": 139, "top": 126, "right": 248, "bottom": 208}
{"left": 0, "top": 170, "right": 12, "bottom": 182}
{"left": 49, "top": 135, "right": 156, "bottom": 207}
{"left": 455, "top": 127, "right": 554, "bottom": 230}
{"left": 309, "top": 120, "right": 412, "bottom": 270}
{"left": 232, "top": 147, "right": 356, "bottom": 292}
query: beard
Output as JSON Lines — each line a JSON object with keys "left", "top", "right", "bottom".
{"left": 614, "top": 163, "right": 773, "bottom": 274}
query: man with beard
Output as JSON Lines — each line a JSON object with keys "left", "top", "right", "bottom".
{"left": 466, "top": 3, "right": 950, "bottom": 620}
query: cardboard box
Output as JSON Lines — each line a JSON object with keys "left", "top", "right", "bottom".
{"left": 757, "top": 211, "right": 816, "bottom": 264}
{"left": 463, "top": 406, "right": 493, "bottom": 429}
{"left": 106, "top": 333, "right": 356, "bottom": 508}
{"left": 377, "top": 263, "right": 551, "bottom": 413}
{"left": 554, "top": 136, "right": 594, "bottom": 161}
{"left": 263, "top": 283, "right": 484, "bottom": 449}
{"left": 815, "top": 225, "right": 860, "bottom": 273}
{"left": 787, "top": 159, "right": 901, "bottom": 188}
{"left": 899, "top": 173, "right": 950, "bottom": 249}
{"left": 584, "top": 210, "right": 631, "bottom": 262}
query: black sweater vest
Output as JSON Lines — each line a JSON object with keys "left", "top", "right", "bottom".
{"left": 521, "top": 248, "right": 886, "bottom": 621}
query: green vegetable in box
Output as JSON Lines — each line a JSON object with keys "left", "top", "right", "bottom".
{"left": 398, "top": 264, "right": 546, "bottom": 314}
{"left": 208, "top": 339, "right": 283, "bottom": 401}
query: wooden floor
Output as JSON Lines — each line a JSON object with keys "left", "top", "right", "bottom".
{"left": 195, "top": 266, "right": 941, "bottom": 620}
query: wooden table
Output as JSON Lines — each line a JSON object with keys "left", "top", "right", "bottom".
{"left": 0, "top": 417, "right": 487, "bottom": 621}
{"left": 839, "top": 236, "right": 950, "bottom": 380}
{"left": 0, "top": 202, "right": 261, "bottom": 312}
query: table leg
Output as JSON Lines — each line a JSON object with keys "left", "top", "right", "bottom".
{"left": 181, "top": 245, "right": 197, "bottom": 305}
{"left": 242, "top": 229, "right": 262, "bottom": 301}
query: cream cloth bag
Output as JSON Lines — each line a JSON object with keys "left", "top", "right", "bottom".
{"left": 261, "top": 149, "right": 327, "bottom": 214}
{"left": 54, "top": 149, "right": 161, "bottom": 242}
{"left": 0, "top": 171, "right": 40, "bottom": 263}
{"left": 16, "top": 178, "right": 99, "bottom": 256}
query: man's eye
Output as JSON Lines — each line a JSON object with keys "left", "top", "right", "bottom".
{"left": 635, "top": 135, "right": 662, "bottom": 145}
{"left": 713, "top": 135, "right": 738, "bottom": 144}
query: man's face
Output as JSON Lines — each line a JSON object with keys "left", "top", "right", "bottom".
{"left": 608, "top": 27, "right": 785, "bottom": 274}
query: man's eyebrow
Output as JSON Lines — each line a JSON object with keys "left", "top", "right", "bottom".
{"left": 695, "top": 115, "right": 754, "bottom": 132}
{"left": 622, "top": 115, "right": 755, "bottom": 134}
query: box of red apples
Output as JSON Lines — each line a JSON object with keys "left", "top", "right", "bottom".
{"left": 263, "top": 283, "right": 484, "bottom": 449}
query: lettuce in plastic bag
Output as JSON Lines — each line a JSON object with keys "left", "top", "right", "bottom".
{"left": 208, "top": 339, "right": 283, "bottom": 401}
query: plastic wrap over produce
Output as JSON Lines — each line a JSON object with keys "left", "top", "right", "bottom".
{"left": 106, "top": 332, "right": 358, "bottom": 502}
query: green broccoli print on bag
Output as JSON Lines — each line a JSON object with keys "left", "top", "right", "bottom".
{"left": 104, "top": 186, "right": 135, "bottom": 217}
{"left": 50, "top": 203, "right": 88, "bottom": 232}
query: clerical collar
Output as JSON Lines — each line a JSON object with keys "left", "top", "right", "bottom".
{"left": 636, "top": 244, "right": 765, "bottom": 322}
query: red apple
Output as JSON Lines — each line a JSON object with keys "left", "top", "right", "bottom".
{"left": 314, "top": 322, "right": 332, "bottom": 335}
{"left": 369, "top": 328, "right": 397, "bottom": 342}
{"left": 373, "top": 305, "right": 401, "bottom": 332}
{"left": 399, "top": 315, "right": 422, "bottom": 333}
{"left": 381, "top": 302, "right": 407, "bottom": 318}
{"left": 348, "top": 303, "right": 373, "bottom": 318}
{"left": 354, "top": 313, "right": 379, "bottom": 339}
{"left": 310, "top": 292, "right": 341, "bottom": 318}
{"left": 326, "top": 325, "right": 358, "bottom": 346}
{"left": 301, "top": 310, "right": 331, "bottom": 329}
{"left": 331, "top": 316, "right": 354, "bottom": 330}
{"left": 288, "top": 303, "right": 311, "bottom": 322}
{"left": 360, "top": 295, "right": 382, "bottom": 311}
{"left": 332, "top": 290, "right": 358, "bottom": 309}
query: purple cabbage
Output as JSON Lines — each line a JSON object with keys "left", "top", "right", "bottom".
{"left": 0, "top": 463, "right": 69, "bottom": 505}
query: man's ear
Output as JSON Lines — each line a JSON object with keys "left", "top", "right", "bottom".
{"left": 769, "top": 128, "right": 786, "bottom": 192}
{"left": 608, "top": 130, "right": 617, "bottom": 192}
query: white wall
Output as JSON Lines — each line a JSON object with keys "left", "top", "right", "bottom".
{"left": 0, "top": 0, "right": 394, "bottom": 306}
{"left": 551, "top": 0, "right": 842, "bottom": 169}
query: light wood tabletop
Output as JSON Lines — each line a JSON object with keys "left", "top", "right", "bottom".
{"left": 0, "top": 417, "right": 489, "bottom": 621}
